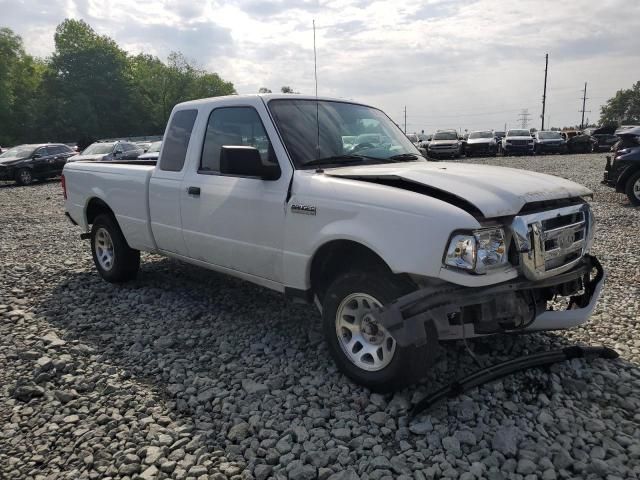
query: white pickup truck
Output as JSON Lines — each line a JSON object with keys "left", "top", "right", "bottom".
{"left": 63, "top": 94, "right": 604, "bottom": 391}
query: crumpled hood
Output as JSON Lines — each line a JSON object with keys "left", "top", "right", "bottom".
{"left": 324, "top": 161, "right": 592, "bottom": 218}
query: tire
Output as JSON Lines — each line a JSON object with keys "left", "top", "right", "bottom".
{"left": 15, "top": 168, "right": 33, "bottom": 186}
{"left": 322, "top": 271, "right": 437, "bottom": 392}
{"left": 90, "top": 214, "right": 140, "bottom": 282}
{"left": 625, "top": 171, "right": 640, "bottom": 207}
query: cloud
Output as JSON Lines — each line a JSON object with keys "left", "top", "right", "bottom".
{"left": 2, "top": 0, "right": 639, "bottom": 130}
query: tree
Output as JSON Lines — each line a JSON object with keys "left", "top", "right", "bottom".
{"left": 258, "top": 87, "right": 272, "bottom": 93}
{"left": 0, "top": 21, "right": 237, "bottom": 145}
{"left": 281, "top": 86, "right": 298, "bottom": 94}
{"left": 600, "top": 82, "right": 640, "bottom": 126}
{"left": 0, "top": 28, "right": 43, "bottom": 145}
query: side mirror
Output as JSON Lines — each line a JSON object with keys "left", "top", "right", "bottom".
{"left": 32, "top": 153, "right": 41, "bottom": 159}
{"left": 219, "top": 146, "right": 280, "bottom": 180}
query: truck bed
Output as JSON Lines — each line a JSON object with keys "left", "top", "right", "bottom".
{"left": 64, "top": 162, "right": 156, "bottom": 251}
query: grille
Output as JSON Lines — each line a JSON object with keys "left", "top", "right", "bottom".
{"left": 511, "top": 204, "right": 593, "bottom": 280}
{"left": 510, "top": 140, "right": 530, "bottom": 146}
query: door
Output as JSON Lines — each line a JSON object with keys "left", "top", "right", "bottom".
{"left": 180, "top": 103, "right": 290, "bottom": 283}
{"left": 149, "top": 108, "right": 199, "bottom": 255}
{"left": 31, "top": 146, "right": 53, "bottom": 177}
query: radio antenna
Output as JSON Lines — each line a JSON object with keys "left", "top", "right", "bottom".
{"left": 313, "top": 19, "right": 320, "bottom": 160}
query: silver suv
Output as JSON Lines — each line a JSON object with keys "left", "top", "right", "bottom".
{"left": 427, "top": 130, "right": 462, "bottom": 159}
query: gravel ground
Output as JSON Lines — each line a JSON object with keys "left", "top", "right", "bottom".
{"left": 1, "top": 152, "right": 639, "bottom": 480}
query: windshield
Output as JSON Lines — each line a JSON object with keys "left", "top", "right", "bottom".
{"left": 507, "top": 130, "right": 531, "bottom": 137}
{"left": 268, "top": 99, "right": 421, "bottom": 167}
{"left": 0, "top": 145, "right": 36, "bottom": 158}
{"left": 433, "top": 131, "right": 458, "bottom": 140}
{"left": 468, "top": 131, "right": 493, "bottom": 139}
{"left": 146, "top": 141, "right": 162, "bottom": 153}
{"left": 538, "top": 131, "right": 562, "bottom": 139}
{"left": 82, "top": 143, "right": 115, "bottom": 155}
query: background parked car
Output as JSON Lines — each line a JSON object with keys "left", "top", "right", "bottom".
{"left": 584, "top": 127, "right": 618, "bottom": 152}
{"left": 465, "top": 130, "right": 497, "bottom": 157}
{"left": 136, "top": 141, "right": 152, "bottom": 152}
{"left": 534, "top": 131, "right": 568, "bottom": 155}
{"left": 68, "top": 141, "right": 144, "bottom": 162}
{"left": 0, "top": 143, "right": 75, "bottom": 185}
{"left": 500, "top": 129, "right": 534, "bottom": 155}
{"left": 136, "top": 141, "right": 162, "bottom": 161}
{"left": 561, "top": 130, "right": 596, "bottom": 153}
{"left": 603, "top": 126, "right": 640, "bottom": 205}
{"left": 427, "top": 130, "right": 462, "bottom": 159}
{"left": 406, "top": 134, "right": 428, "bottom": 157}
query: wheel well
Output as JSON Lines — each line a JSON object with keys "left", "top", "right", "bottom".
{"left": 86, "top": 198, "right": 114, "bottom": 225}
{"left": 310, "top": 240, "right": 392, "bottom": 300}
{"left": 618, "top": 166, "right": 640, "bottom": 192}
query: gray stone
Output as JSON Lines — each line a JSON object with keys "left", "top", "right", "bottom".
{"left": 491, "top": 427, "right": 519, "bottom": 456}
{"left": 228, "top": 422, "right": 251, "bottom": 442}
{"left": 255, "top": 464, "right": 273, "bottom": 480}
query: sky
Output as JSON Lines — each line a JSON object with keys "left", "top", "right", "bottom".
{"left": 3, "top": 0, "right": 640, "bottom": 133}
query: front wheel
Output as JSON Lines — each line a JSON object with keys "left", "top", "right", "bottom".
{"left": 625, "top": 171, "right": 640, "bottom": 206}
{"left": 90, "top": 214, "right": 140, "bottom": 282}
{"left": 15, "top": 168, "right": 33, "bottom": 186}
{"left": 322, "top": 272, "right": 436, "bottom": 392}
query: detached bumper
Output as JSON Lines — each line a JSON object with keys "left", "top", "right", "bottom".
{"left": 375, "top": 255, "right": 604, "bottom": 348}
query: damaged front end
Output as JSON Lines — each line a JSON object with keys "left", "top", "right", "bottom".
{"left": 375, "top": 254, "right": 604, "bottom": 348}
{"left": 373, "top": 201, "right": 603, "bottom": 348}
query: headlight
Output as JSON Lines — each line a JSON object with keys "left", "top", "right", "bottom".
{"left": 444, "top": 228, "right": 507, "bottom": 274}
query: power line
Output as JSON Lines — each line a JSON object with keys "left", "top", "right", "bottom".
{"left": 403, "top": 106, "right": 407, "bottom": 133}
{"left": 580, "top": 82, "right": 590, "bottom": 129}
{"left": 541, "top": 53, "right": 548, "bottom": 131}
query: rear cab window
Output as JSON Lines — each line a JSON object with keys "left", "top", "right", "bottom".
{"left": 160, "top": 109, "right": 198, "bottom": 172}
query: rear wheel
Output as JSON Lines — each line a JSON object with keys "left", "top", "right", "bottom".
{"left": 90, "top": 214, "right": 140, "bottom": 282}
{"left": 322, "top": 272, "right": 437, "bottom": 392}
{"left": 625, "top": 171, "right": 640, "bottom": 206}
{"left": 15, "top": 168, "right": 33, "bottom": 186}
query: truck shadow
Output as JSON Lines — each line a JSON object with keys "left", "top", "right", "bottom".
{"left": 39, "top": 256, "right": 637, "bottom": 433}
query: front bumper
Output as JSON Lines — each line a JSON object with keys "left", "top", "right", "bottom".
{"left": 375, "top": 255, "right": 604, "bottom": 347}
{"left": 538, "top": 143, "right": 566, "bottom": 152}
{"left": 0, "top": 167, "right": 14, "bottom": 181}
{"left": 466, "top": 143, "right": 496, "bottom": 155}
{"left": 503, "top": 143, "right": 534, "bottom": 154}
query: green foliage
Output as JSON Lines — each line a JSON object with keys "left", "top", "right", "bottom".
{"left": 0, "top": 21, "right": 236, "bottom": 146}
{"left": 0, "top": 28, "right": 44, "bottom": 145}
{"left": 600, "top": 81, "right": 640, "bottom": 126}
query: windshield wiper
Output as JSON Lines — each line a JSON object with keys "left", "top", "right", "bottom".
{"left": 388, "top": 153, "right": 423, "bottom": 162}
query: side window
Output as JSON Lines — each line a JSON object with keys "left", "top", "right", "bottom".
{"left": 36, "top": 147, "right": 49, "bottom": 157}
{"left": 160, "top": 109, "right": 198, "bottom": 172}
{"left": 200, "top": 107, "right": 274, "bottom": 173}
{"left": 114, "top": 143, "right": 123, "bottom": 153}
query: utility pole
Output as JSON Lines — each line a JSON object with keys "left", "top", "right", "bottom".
{"left": 403, "top": 106, "right": 407, "bottom": 133}
{"left": 580, "top": 82, "right": 588, "bottom": 129}
{"left": 541, "top": 53, "right": 548, "bottom": 131}
{"left": 517, "top": 109, "right": 532, "bottom": 129}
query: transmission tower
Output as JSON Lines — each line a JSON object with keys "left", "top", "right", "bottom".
{"left": 517, "top": 109, "right": 532, "bottom": 129}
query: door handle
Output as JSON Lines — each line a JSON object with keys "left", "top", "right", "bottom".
{"left": 187, "top": 186, "right": 201, "bottom": 196}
